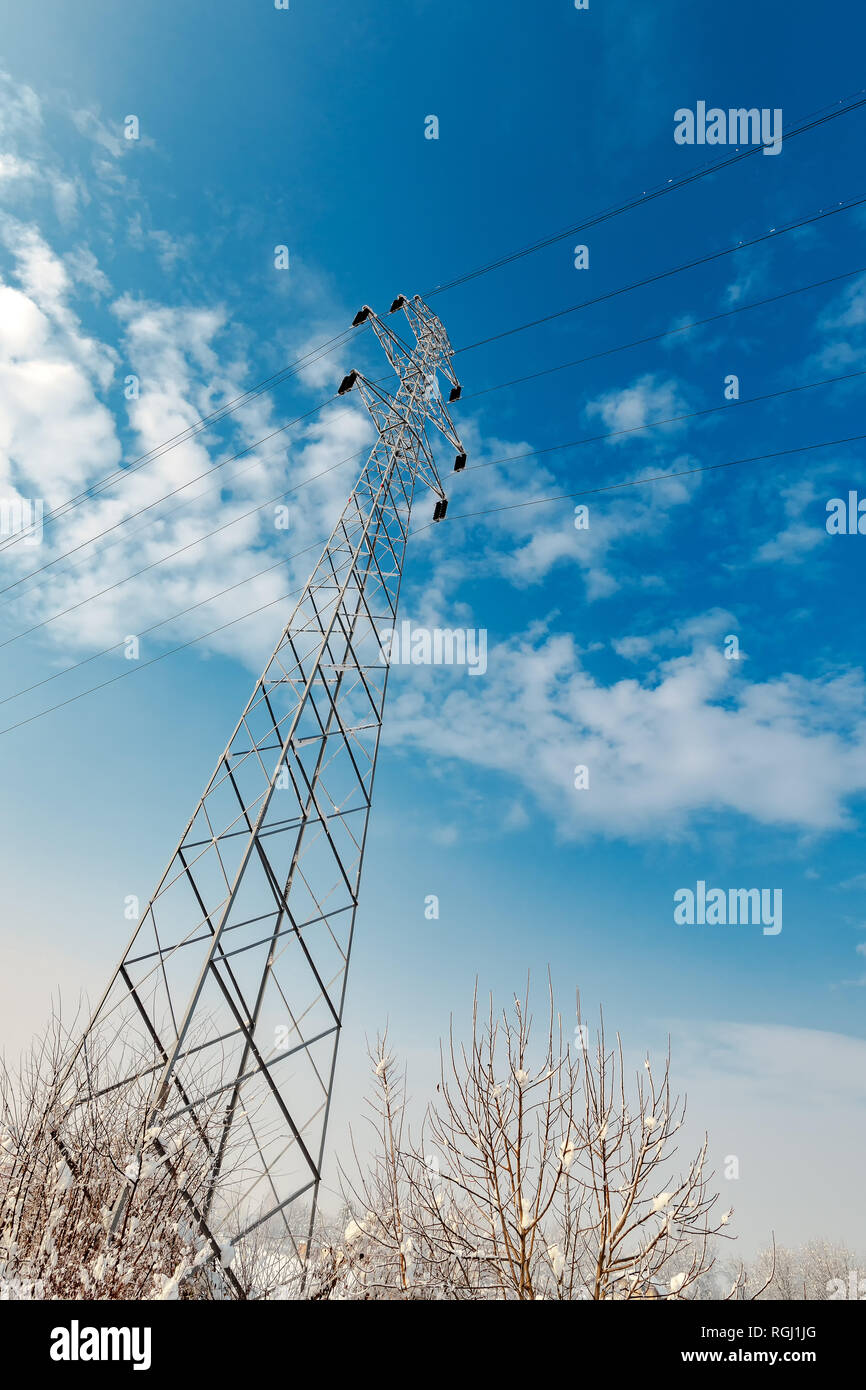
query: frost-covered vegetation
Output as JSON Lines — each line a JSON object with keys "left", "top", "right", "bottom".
{"left": 0, "top": 1014, "right": 233, "bottom": 1299}
{"left": 1, "top": 990, "right": 858, "bottom": 1301}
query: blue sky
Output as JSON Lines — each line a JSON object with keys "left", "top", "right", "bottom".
{"left": 0, "top": 0, "right": 865, "bottom": 1257}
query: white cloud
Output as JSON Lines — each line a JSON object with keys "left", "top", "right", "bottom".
{"left": 383, "top": 626, "right": 866, "bottom": 839}
{"left": 69, "top": 104, "right": 147, "bottom": 160}
{"left": 0, "top": 73, "right": 83, "bottom": 221}
{"left": 502, "top": 454, "right": 699, "bottom": 596}
{"left": 584, "top": 372, "right": 689, "bottom": 441}
{"left": 821, "top": 272, "right": 866, "bottom": 332}
{"left": 6, "top": 293, "right": 373, "bottom": 671}
{"left": 723, "top": 257, "right": 765, "bottom": 308}
{"left": 63, "top": 245, "right": 111, "bottom": 298}
{"left": 760, "top": 477, "right": 826, "bottom": 547}
{"left": 0, "top": 268, "right": 119, "bottom": 505}
{"left": 0, "top": 67, "right": 389, "bottom": 690}
{"left": 813, "top": 273, "right": 866, "bottom": 371}
{"left": 0, "top": 152, "right": 39, "bottom": 188}
{"left": 613, "top": 608, "right": 737, "bottom": 660}
{"left": 127, "top": 212, "right": 193, "bottom": 271}
{"left": 0, "top": 201, "right": 375, "bottom": 677}
{"left": 0, "top": 70, "right": 42, "bottom": 143}
{"left": 0, "top": 74, "right": 723, "bottom": 697}
{"left": 430, "top": 409, "right": 701, "bottom": 599}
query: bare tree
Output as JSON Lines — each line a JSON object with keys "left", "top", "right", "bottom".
{"left": 334, "top": 1036, "right": 419, "bottom": 1298}
{"left": 568, "top": 1001, "right": 730, "bottom": 1299}
{"left": 328, "top": 982, "right": 734, "bottom": 1301}
{"left": 408, "top": 983, "right": 584, "bottom": 1299}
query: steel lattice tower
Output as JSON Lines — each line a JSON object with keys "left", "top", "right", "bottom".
{"left": 56, "top": 295, "right": 465, "bottom": 1286}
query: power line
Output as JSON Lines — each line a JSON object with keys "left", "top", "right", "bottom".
{"left": 6, "top": 255, "right": 850, "bottom": 615}
{"left": 455, "top": 195, "right": 866, "bottom": 355}
{"left": 461, "top": 266, "right": 866, "bottom": 403}
{"left": 0, "top": 446, "right": 366, "bottom": 650}
{"left": 0, "top": 395, "right": 344, "bottom": 602}
{"left": 461, "top": 366, "right": 866, "bottom": 474}
{"left": 4, "top": 84, "right": 862, "bottom": 574}
{"left": 69, "top": 260, "right": 851, "bottom": 588}
{"left": 0, "top": 543, "right": 326, "bottom": 708}
{"left": 6, "top": 428, "right": 860, "bottom": 735}
{"left": 414, "top": 432, "right": 866, "bottom": 532}
{"left": 0, "top": 325, "right": 361, "bottom": 558}
{"left": 3, "top": 96, "right": 858, "bottom": 575}
{"left": 0, "top": 422, "right": 339, "bottom": 613}
{"left": 4, "top": 171, "right": 862, "bottom": 672}
{"left": 3, "top": 362, "right": 857, "bottom": 652}
{"left": 0, "top": 584, "right": 306, "bottom": 739}
{"left": 423, "top": 89, "right": 866, "bottom": 298}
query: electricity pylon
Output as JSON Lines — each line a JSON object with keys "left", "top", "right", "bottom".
{"left": 56, "top": 295, "right": 465, "bottom": 1287}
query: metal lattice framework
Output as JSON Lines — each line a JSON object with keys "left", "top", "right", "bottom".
{"left": 56, "top": 295, "right": 465, "bottom": 1282}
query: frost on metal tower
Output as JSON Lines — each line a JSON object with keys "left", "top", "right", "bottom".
{"left": 56, "top": 295, "right": 465, "bottom": 1279}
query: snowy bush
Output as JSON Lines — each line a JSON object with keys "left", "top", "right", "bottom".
{"left": 0, "top": 1011, "right": 235, "bottom": 1300}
